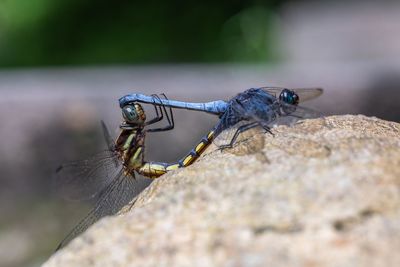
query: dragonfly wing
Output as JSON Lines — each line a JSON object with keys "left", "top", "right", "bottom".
{"left": 55, "top": 150, "right": 122, "bottom": 201}
{"left": 101, "top": 120, "right": 119, "bottom": 167}
{"left": 281, "top": 102, "right": 322, "bottom": 118}
{"left": 212, "top": 102, "right": 260, "bottom": 147}
{"left": 261, "top": 87, "right": 323, "bottom": 102}
{"left": 271, "top": 102, "right": 323, "bottom": 126}
{"left": 213, "top": 99, "right": 323, "bottom": 148}
{"left": 212, "top": 105, "right": 236, "bottom": 147}
{"left": 101, "top": 121, "right": 115, "bottom": 152}
{"left": 213, "top": 120, "right": 259, "bottom": 148}
{"left": 56, "top": 168, "right": 142, "bottom": 250}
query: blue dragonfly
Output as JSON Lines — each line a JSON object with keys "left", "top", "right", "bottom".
{"left": 54, "top": 87, "right": 322, "bottom": 251}
{"left": 119, "top": 87, "right": 323, "bottom": 149}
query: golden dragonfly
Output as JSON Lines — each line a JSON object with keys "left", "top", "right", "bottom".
{"left": 55, "top": 94, "right": 216, "bottom": 250}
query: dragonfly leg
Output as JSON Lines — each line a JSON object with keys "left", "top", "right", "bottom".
{"left": 259, "top": 123, "right": 274, "bottom": 136}
{"left": 219, "top": 122, "right": 259, "bottom": 150}
{"left": 147, "top": 94, "right": 175, "bottom": 133}
{"left": 144, "top": 94, "right": 164, "bottom": 125}
{"left": 286, "top": 114, "right": 302, "bottom": 119}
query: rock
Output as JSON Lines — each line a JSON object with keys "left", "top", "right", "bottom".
{"left": 43, "top": 115, "right": 400, "bottom": 267}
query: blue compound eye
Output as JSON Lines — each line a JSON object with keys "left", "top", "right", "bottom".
{"left": 279, "top": 89, "right": 299, "bottom": 105}
{"left": 122, "top": 105, "right": 139, "bottom": 123}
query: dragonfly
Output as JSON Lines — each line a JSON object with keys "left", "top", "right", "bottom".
{"left": 119, "top": 87, "right": 323, "bottom": 149}
{"left": 55, "top": 94, "right": 216, "bottom": 250}
{"left": 55, "top": 87, "right": 322, "bottom": 250}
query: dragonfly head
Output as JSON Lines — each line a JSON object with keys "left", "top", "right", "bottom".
{"left": 279, "top": 89, "right": 299, "bottom": 106}
{"left": 279, "top": 89, "right": 299, "bottom": 114}
{"left": 121, "top": 104, "right": 146, "bottom": 125}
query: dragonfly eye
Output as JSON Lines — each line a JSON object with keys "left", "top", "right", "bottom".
{"left": 122, "top": 105, "right": 141, "bottom": 124}
{"left": 279, "top": 89, "right": 299, "bottom": 105}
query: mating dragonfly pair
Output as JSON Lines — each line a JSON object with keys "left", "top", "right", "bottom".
{"left": 55, "top": 87, "right": 323, "bottom": 250}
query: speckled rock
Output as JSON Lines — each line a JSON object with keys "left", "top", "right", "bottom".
{"left": 44, "top": 115, "right": 400, "bottom": 267}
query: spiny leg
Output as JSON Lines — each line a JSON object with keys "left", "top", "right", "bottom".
{"left": 285, "top": 114, "right": 302, "bottom": 119}
{"left": 147, "top": 94, "right": 175, "bottom": 133}
{"left": 160, "top": 93, "right": 174, "bottom": 128}
{"left": 144, "top": 94, "right": 164, "bottom": 125}
{"left": 259, "top": 123, "right": 275, "bottom": 136}
{"left": 219, "top": 122, "right": 259, "bottom": 150}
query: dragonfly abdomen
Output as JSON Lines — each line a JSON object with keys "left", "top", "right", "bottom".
{"left": 136, "top": 162, "right": 176, "bottom": 178}
{"left": 136, "top": 129, "right": 215, "bottom": 178}
{"left": 178, "top": 129, "right": 215, "bottom": 167}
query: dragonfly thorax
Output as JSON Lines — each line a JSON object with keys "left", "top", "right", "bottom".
{"left": 233, "top": 89, "right": 279, "bottom": 122}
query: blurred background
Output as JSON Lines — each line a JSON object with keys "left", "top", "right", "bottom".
{"left": 0, "top": 0, "right": 399, "bottom": 266}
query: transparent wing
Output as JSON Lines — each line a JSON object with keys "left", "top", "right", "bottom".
{"left": 213, "top": 100, "right": 322, "bottom": 147}
{"left": 55, "top": 150, "right": 122, "bottom": 201}
{"left": 271, "top": 102, "right": 323, "bottom": 126}
{"left": 55, "top": 168, "right": 143, "bottom": 250}
{"left": 101, "top": 120, "right": 119, "bottom": 167}
{"left": 101, "top": 120, "right": 115, "bottom": 151}
{"left": 212, "top": 102, "right": 263, "bottom": 147}
{"left": 211, "top": 104, "right": 243, "bottom": 147}
{"left": 213, "top": 120, "right": 259, "bottom": 147}
{"left": 261, "top": 87, "right": 323, "bottom": 102}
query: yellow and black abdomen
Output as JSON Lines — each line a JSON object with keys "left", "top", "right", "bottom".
{"left": 178, "top": 130, "right": 215, "bottom": 167}
{"left": 137, "top": 129, "right": 215, "bottom": 178}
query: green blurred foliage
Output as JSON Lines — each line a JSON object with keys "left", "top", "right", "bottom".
{"left": 0, "top": 0, "right": 283, "bottom": 67}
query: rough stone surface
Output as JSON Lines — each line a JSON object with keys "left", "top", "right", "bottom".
{"left": 44, "top": 115, "right": 400, "bottom": 267}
